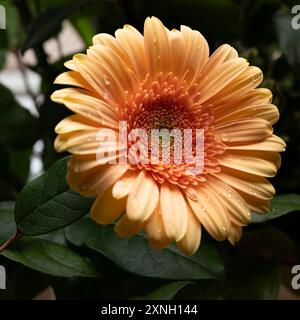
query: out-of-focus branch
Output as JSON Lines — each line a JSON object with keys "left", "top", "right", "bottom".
{"left": 13, "top": 0, "right": 55, "bottom": 85}
{"left": 13, "top": 49, "right": 39, "bottom": 111}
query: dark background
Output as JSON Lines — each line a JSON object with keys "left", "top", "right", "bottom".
{"left": 0, "top": 0, "right": 299, "bottom": 299}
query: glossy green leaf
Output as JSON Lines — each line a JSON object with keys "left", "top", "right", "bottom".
{"left": 0, "top": 202, "right": 16, "bottom": 245}
{"left": 1, "top": 237, "right": 99, "bottom": 278}
{"left": 252, "top": 194, "right": 300, "bottom": 223}
{"left": 65, "top": 218, "right": 224, "bottom": 280}
{"left": 15, "top": 157, "right": 94, "bottom": 235}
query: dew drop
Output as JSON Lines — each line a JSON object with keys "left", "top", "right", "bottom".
{"left": 103, "top": 75, "right": 111, "bottom": 86}
{"left": 199, "top": 206, "right": 205, "bottom": 214}
{"left": 221, "top": 134, "right": 230, "bottom": 142}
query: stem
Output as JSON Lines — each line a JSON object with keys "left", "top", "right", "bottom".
{"left": 0, "top": 229, "right": 21, "bottom": 253}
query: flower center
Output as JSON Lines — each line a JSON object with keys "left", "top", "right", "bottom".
{"left": 120, "top": 73, "right": 225, "bottom": 189}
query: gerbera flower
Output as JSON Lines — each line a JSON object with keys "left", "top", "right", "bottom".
{"left": 51, "top": 17, "right": 285, "bottom": 255}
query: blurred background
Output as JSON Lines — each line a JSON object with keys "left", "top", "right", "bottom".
{"left": 0, "top": 0, "right": 299, "bottom": 299}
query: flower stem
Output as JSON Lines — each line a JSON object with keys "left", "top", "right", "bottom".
{"left": 0, "top": 229, "right": 21, "bottom": 253}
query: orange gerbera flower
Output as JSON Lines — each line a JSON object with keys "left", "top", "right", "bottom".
{"left": 51, "top": 17, "right": 285, "bottom": 255}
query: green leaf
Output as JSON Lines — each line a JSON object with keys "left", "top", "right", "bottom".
{"left": 1, "top": 237, "right": 99, "bottom": 278}
{"left": 15, "top": 157, "right": 94, "bottom": 235}
{"left": 0, "top": 84, "right": 39, "bottom": 150}
{"left": 252, "top": 194, "right": 300, "bottom": 223}
{"left": 139, "top": 281, "right": 194, "bottom": 300}
{"left": 22, "top": 5, "right": 77, "bottom": 52}
{"left": 0, "top": 202, "right": 16, "bottom": 245}
{"left": 65, "top": 218, "right": 224, "bottom": 280}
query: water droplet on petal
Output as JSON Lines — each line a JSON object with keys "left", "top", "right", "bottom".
{"left": 221, "top": 133, "right": 230, "bottom": 142}
{"left": 103, "top": 75, "right": 111, "bottom": 86}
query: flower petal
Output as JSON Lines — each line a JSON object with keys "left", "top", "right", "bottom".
{"left": 180, "top": 25, "right": 209, "bottom": 83}
{"left": 228, "top": 223, "right": 242, "bottom": 245}
{"left": 114, "top": 214, "right": 145, "bottom": 237}
{"left": 219, "top": 150, "right": 281, "bottom": 177}
{"left": 196, "top": 58, "right": 249, "bottom": 104}
{"left": 112, "top": 170, "right": 138, "bottom": 199}
{"left": 114, "top": 25, "right": 148, "bottom": 81}
{"left": 226, "top": 134, "right": 286, "bottom": 152}
{"left": 214, "top": 167, "right": 275, "bottom": 200}
{"left": 145, "top": 204, "right": 171, "bottom": 250}
{"left": 215, "top": 118, "right": 272, "bottom": 144}
{"left": 62, "top": 94, "right": 119, "bottom": 129}
{"left": 205, "top": 176, "right": 251, "bottom": 226}
{"left": 160, "top": 182, "right": 188, "bottom": 241}
{"left": 187, "top": 185, "right": 230, "bottom": 241}
{"left": 126, "top": 170, "right": 159, "bottom": 222}
{"left": 144, "top": 17, "right": 170, "bottom": 75}
{"left": 91, "top": 187, "right": 126, "bottom": 224}
{"left": 177, "top": 204, "right": 201, "bottom": 255}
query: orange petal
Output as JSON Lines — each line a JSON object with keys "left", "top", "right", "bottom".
{"left": 228, "top": 223, "right": 242, "bottom": 245}
{"left": 112, "top": 170, "right": 138, "bottom": 199}
{"left": 219, "top": 150, "right": 281, "bottom": 177}
{"left": 215, "top": 118, "right": 272, "bottom": 144}
{"left": 126, "top": 170, "right": 159, "bottom": 222}
{"left": 114, "top": 214, "right": 145, "bottom": 237}
{"left": 226, "top": 134, "right": 286, "bottom": 152}
{"left": 62, "top": 94, "right": 118, "bottom": 129}
{"left": 180, "top": 25, "right": 209, "bottom": 83}
{"left": 91, "top": 187, "right": 126, "bottom": 224}
{"left": 144, "top": 17, "right": 170, "bottom": 75}
{"left": 177, "top": 204, "right": 201, "bottom": 255}
{"left": 160, "top": 182, "right": 188, "bottom": 241}
{"left": 145, "top": 204, "right": 171, "bottom": 250}
{"left": 114, "top": 25, "right": 147, "bottom": 81}
{"left": 205, "top": 176, "right": 251, "bottom": 226}
{"left": 214, "top": 167, "right": 275, "bottom": 200}
{"left": 196, "top": 58, "right": 249, "bottom": 104}
{"left": 187, "top": 185, "right": 230, "bottom": 241}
